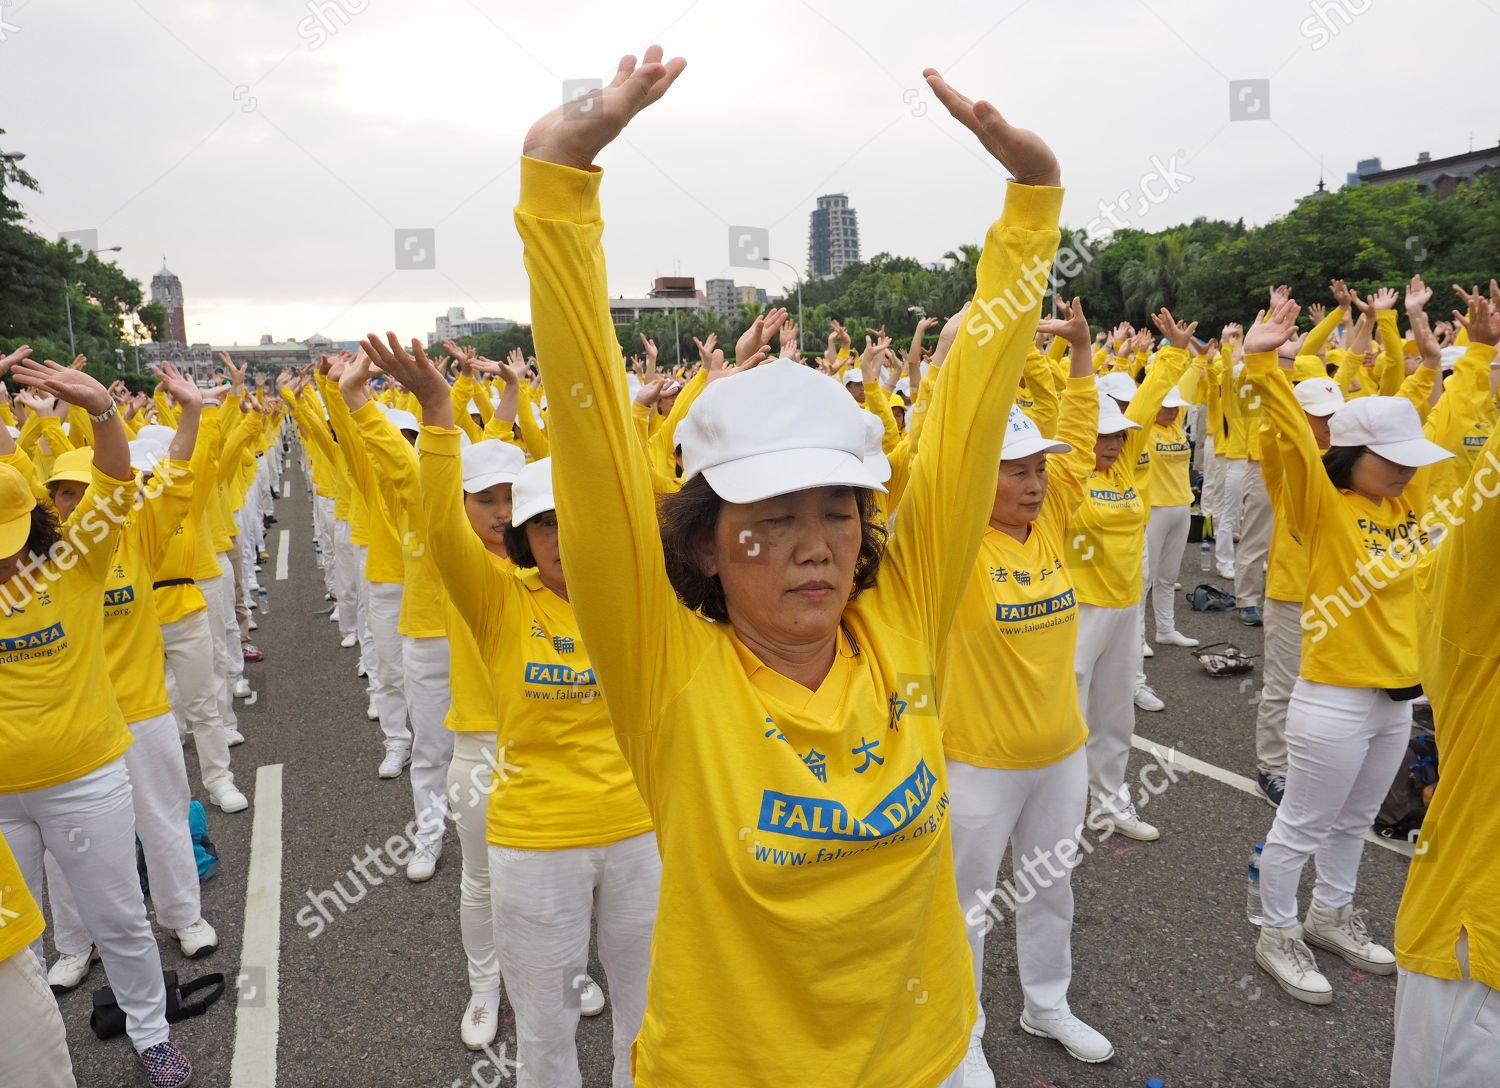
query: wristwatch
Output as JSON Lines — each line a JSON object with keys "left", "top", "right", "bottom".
{"left": 89, "top": 402, "right": 119, "bottom": 424}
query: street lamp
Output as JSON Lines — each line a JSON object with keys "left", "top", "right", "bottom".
{"left": 63, "top": 245, "right": 123, "bottom": 356}
{"left": 761, "top": 257, "right": 804, "bottom": 353}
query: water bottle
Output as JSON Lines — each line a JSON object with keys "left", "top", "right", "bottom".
{"left": 257, "top": 584, "right": 270, "bottom": 616}
{"left": 1247, "top": 843, "right": 1264, "bottom": 925}
{"left": 1199, "top": 541, "right": 1212, "bottom": 573}
{"left": 1146, "top": 1080, "right": 1166, "bottom": 1088}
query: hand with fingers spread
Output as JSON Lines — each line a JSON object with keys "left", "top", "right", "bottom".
{"left": 360, "top": 333, "right": 452, "bottom": 427}
{"left": 1150, "top": 307, "right": 1198, "bottom": 350}
{"left": 923, "top": 69, "right": 1059, "bottom": 186}
{"left": 1243, "top": 298, "right": 1302, "bottom": 355}
{"left": 1454, "top": 293, "right": 1500, "bottom": 347}
{"left": 0, "top": 344, "right": 32, "bottom": 379}
{"left": 735, "top": 307, "right": 788, "bottom": 364}
{"left": 10, "top": 356, "right": 114, "bottom": 414}
{"left": 151, "top": 363, "right": 202, "bottom": 409}
{"left": 633, "top": 376, "right": 669, "bottom": 407}
{"left": 524, "top": 45, "right": 687, "bottom": 171}
{"left": 638, "top": 333, "right": 660, "bottom": 380}
{"left": 1404, "top": 275, "right": 1433, "bottom": 318}
{"left": 1307, "top": 303, "right": 1327, "bottom": 326}
{"left": 1036, "top": 296, "right": 1092, "bottom": 372}
{"left": 1329, "top": 279, "right": 1353, "bottom": 310}
{"left": 778, "top": 321, "right": 799, "bottom": 358}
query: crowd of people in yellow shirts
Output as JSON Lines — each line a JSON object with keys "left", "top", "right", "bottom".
{"left": 2, "top": 45, "right": 1497, "bottom": 1088}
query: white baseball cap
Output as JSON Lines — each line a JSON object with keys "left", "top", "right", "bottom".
{"left": 841, "top": 367, "right": 865, "bottom": 385}
{"left": 386, "top": 408, "right": 420, "bottom": 434}
{"left": 460, "top": 439, "right": 526, "bottom": 493}
{"left": 1001, "top": 405, "right": 1070, "bottom": 460}
{"left": 1096, "top": 392, "right": 1141, "bottom": 436}
{"left": 678, "top": 357, "right": 890, "bottom": 504}
{"left": 893, "top": 376, "right": 911, "bottom": 399}
{"left": 1097, "top": 372, "right": 1137, "bottom": 403}
{"left": 1329, "top": 396, "right": 1453, "bottom": 467}
{"left": 135, "top": 423, "right": 176, "bottom": 448}
{"left": 1294, "top": 377, "right": 1344, "bottom": 417}
{"left": 1159, "top": 386, "right": 1188, "bottom": 409}
{"left": 128, "top": 439, "right": 164, "bottom": 475}
{"left": 510, "top": 456, "right": 556, "bottom": 525}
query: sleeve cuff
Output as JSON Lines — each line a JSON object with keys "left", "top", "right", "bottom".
{"left": 998, "top": 181, "right": 1064, "bottom": 232}
{"left": 1244, "top": 351, "right": 1279, "bottom": 375}
{"left": 518, "top": 156, "right": 603, "bottom": 224}
{"left": 418, "top": 425, "right": 462, "bottom": 456}
{"left": 1064, "top": 375, "right": 1096, "bottom": 393}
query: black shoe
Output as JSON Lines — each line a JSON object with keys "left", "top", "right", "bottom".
{"left": 1257, "top": 771, "right": 1285, "bottom": 807}
{"left": 1239, "top": 606, "right": 1263, "bottom": 626}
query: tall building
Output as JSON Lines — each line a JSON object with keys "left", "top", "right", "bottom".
{"left": 807, "top": 194, "right": 860, "bottom": 280}
{"left": 151, "top": 260, "right": 187, "bottom": 343}
{"left": 705, "top": 279, "right": 770, "bottom": 319}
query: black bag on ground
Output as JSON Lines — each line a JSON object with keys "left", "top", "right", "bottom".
{"left": 1187, "top": 583, "right": 1236, "bottom": 612}
{"left": 1374, "top": 719, "right": 1439, "bottom": 841}
{"left": 90, "top": 970, "right": 225, "bottom": 1041}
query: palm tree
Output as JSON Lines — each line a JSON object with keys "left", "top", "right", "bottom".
{"left": 1120, "top": 232, "right": 1199, "bottom": 319}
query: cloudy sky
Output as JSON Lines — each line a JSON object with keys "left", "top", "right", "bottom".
{"left": 4, "top": 0, "right": 1495, "bottom": 346}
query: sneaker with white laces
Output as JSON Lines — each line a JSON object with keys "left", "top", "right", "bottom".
{"left": 137, "top": 1040, "right": 193, "bottom": 1088}
{"left": 579, "top": 976, "right": 606, "bottom": 1017}
{"left": 460, "top": 990, "right": 502, "bottom": 1050}
{"left": 1156, "top": 629, "right": 1200, "bottom": 648}
{"left": 1092, "top": 797, "right": 1160, "bottom": 842}
{"left": 1256, "top": 771, "right": 1286, "bottom": 808}
{"left": 1256, "top": 922, "right": 1334, "bottom": 1004}
{"left": 1216, "top": 563, "right": 1236, "bottom": 580}
{"left": 378, "top": 748, "right": 411, "bottom": 779}
{"left": 175, "top": 917, "right": 219, "bottom": 959}
{"left": 355, "top": 661, "right": 368, "bottom": 679}
{"left": 1018, "top": 1010, "right": 1115, "bottom": 1063}
{"left": 232, "top": 678, "right": 252, "bottom": 699}
{"left": 210, "top": 785, "right": 249, "bottom": 814}
{"left": 1141, "top": 640, "right": 1154, "bottom": 659}
{"left": 407, "top": 842, "right": 442, "bottom": 882}
{"left": 366, "top": 700, "right": 379, "bottom": 722}
{"left": 225, "top": 728, "right": 245, "bottom": 747}
{"left": 1303, "top": 901, "right": 1396, "bottom": 974}
{"left": 339, "top": 632, "right": 358, "bottom": 649}
{"left": 1133, "top": 684, "right": 1165, "bottom": 712}
{"left": 47, "top": 945, "right": 97, "bottom": 992}
{"left": 959, "top": 1037, "right": 995, "bottom": 1087}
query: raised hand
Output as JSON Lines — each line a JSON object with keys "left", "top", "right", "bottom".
{"left": 10, "top": 356, "right": 113, "bottom": 413}
{"left": 1307, "top": 303, "right": 1327, "bottom": 325}
{"left": 1037, "top": 295, "right": 1090, "bottom": 350}
{"left": 0, "top": 344, "right": 32, "bottom": 378}
{"left": 523, "top": 46, "right": 687, "bottom": 171}
{"left": 1454, "top": 293, "right": 1500, "bottom": 347}
{"left": 735, "top": 307, "right": 788, "bottom": 364}
{"left": 1269, "top": 284, "right": 1291, "bottom": 310}
{"left": 1149, "top": 307, "right": 1198, "bottom": 350}
{"left": 923, "top": 69, "right": 1059, "bottom": 186}
{"left": 633, "top": 376, "right": 668, "bottom": 407}
{"left": 1243, "top": 298, "right": 1302, "bottom": 355}
{"left": 360, "top": 333, "right": 448, "bottom": 414}
{"left": 1367, "top": 286, "right": 1398, "bottom": 312}
{"left": 778, "top": 321, "right": 799, "bottom": 355}
{"left": 1329, "top": 279, "right": 1352, "bottom": 309}
{"left": 1220, "top": 323, "right": 1243, "bottom": 344}
{"left": 151, "top": 363, "right": 202, "bottom": 408}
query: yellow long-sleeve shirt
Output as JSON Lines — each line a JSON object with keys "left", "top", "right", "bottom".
{"left": 0, "top": 833, "right": 44, "bottom": 963}
{"left": 518, "top": 154, "right": 1060, "bottom": 1088}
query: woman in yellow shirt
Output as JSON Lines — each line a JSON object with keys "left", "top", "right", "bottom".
{"left": 0, "top": 353, "right": 194, "bottom": 1088}
{"left": 496, "top": 49, "right": 1060, "bottom": 1088}
{"left": 943, "top": 299, "right": 1112, "bottom": 1078}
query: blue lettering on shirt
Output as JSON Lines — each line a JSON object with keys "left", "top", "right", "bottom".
{"left": 757, "top": 759, "right": 937, "bottom": 842}
{"left": 0, "top": 622, "right": 65, "bottom": 652}
{"left": 104, "top": 587, "right": 136, "bottom": 608}
{"left": 995, "top": 588, "right": 1076, "bottom": 623}
{"left": 524, "top": 662, "right": 596, "bottom": 686}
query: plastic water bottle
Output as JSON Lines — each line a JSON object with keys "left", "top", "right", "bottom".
{"left": 257, "top": 584, "right": 270, "bottom": 616}
{"left": 1199, "top": 541, "right": 1212, "bottom": 572}
{"left": 1146, "top": 1080, "right": 1166, "bottom": 1088}
{"left": 1247, "top": 843, "right": 1264, "bottom": 925}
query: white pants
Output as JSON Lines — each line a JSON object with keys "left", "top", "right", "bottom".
{"left": 200, "top": 570, "right": 239, "bottom": 734}
{"left": 491, "top": 832, "right": 660, "bottom": 1088}
{"left": 1235, "top": 468, "right": 1273, "bottom": 609}
{"left": 216, "top": 552, "right": 246, "bottom": 697}
{"left": 367, "top": 581, "right": 410, "bottom": 751}
{"left": 1392, "top": 934, "right": 1499, "bottom": 1087}
{"left": 1260, "top": 680, "right": 1411, "bottom": 928}
{"left": 332, "top": 518, "right": 359, "bottom": 640}
{"left": 403, "top": 635, "right": 454, "bottom": 845}
{"left": 161, "top": 608, "right": 235, "bottom": 793}
{"left": 1200, "top": 438, "right": 1224, "bottom": 523}
{"left": 1216, "top": 458, "right": 1250, "bottom": 570}
{"left": 1145, "top": 504, "right": 1191, "bottom": 637}
{"left": 47, "top": 712, "right": 201, "bottom": 948}
{"left": 449, "top": 731, "right": 500, "bottom": 994}
{"left": 355, "top": 544, "right": 379, "bottom": 688}
{"left": 0, "top": 951, "right": 77, "bottom": 1087}
{"left": 0, "top": 759, "right": 170, "bottom": 1051}
{"left": 1075, "top": 603, "right": 1139, "bottom": 808}
{"left": 315, "top": 495, "right": 337, "bottom": 597}
{"left": 950, "top": 748, "right": 1088, "bottom": 1034}
{"left": 1255, "top": 598, "right": 1301, "bottom": 777}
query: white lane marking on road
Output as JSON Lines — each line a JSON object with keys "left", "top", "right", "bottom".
{"left": 230, "top": 763, "right": 284, "bottom": 1088}
{"left": 1131, "top": 734, "right": 1414, "bottom": 858}
{"left": 275, "top": 529, "right": 290, "bottom": 581}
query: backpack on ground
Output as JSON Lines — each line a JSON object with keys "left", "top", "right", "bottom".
{"left": 1186, "top": 583, "right": 1236, "bottom": 612}
{"left": 1374, "top": 717, "right": 1439, "bottom": 841}
{"left": 138, "top": 800, "right": 219, "bottom": 895}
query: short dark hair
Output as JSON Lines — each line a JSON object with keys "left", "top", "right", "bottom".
{"left": 656, "top": 474, "right": 888, "bottom": 622}
{"left": 501, "top": 519, "right": 535, "bottom": 569}
{"left": 1322, "top": 444, "right": 1366, "bottom": 491}
{"left": 26, "top": 503, "right": 61, "bottom": 561}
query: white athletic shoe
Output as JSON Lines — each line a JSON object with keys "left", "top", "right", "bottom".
{"left": 1092, "top": 797, "right": 1160, "bottom": 842}
{"left": 247, "top": 618, "right": 258, "bottom": 632}
{"left": 406, "top": 842, "right": 441, "bottom": 883}
{"left": 355, "top": 661, "right": 368, "bottom": 679}
{"left": 959, "top": 1037, "right": 995, "bottom": 1087}
{"left": 225, "top": 728, "right": 245, "bottom": 747}
{"left": 378, "top": 748, "right": 411, "bottom": 779}
{"left": 1155, "top": 630, "right": 1200, "bottom": 648}
{"left": 175, "top": 917, "right": 219, "bottom": 959}
{"left": 329, "top": 607, "right": 340, "bottom": 624}
{"left": 366, "top": 700, "right": 379, "bottom": 722}
{"left": 461, "top": 990, "right": 502, "bottom": 1050}
{"left": 339, "top": 632, "right": 358, "bottom": 649}
{"left": 1133, "top": 684, "right": 1165, "bottom": 712}
{"left": 1303, "top": 901, "right": 1396, "bottom": 974}
{"left": 47, "top": 946, "right": 97, "bottom": 992}
{"left": 210, "top": 785, "right": 249, "bottom": 814}
{"left": 579, "top": 977, "right": 605, "bottom": 1017}
{"left": 1141, "top": 640, "right": 1154, "bottom": 659}
{"left": 1256, "top": 923, "right": 1334, "bottom": 1004}
{"left": 232, "top": 678, "right": 253, "bottom": 699}
{"left": 1019, "top": 1011, "right": 1114, "bottom": 1063}
{"left": 1216, "top": 564, "right": 1235, "bottom": 580}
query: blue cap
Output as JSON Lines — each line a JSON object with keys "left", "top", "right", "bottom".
{"left": 1254, "top": 842, "right": 1264, "bottom": 853}
{"left": 1146, "top": 1080, "right": 1166, "bottom": 1088}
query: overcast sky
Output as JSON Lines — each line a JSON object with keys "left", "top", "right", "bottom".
{"left": 5, "top": 0, "right": 1496, "bottom": 346}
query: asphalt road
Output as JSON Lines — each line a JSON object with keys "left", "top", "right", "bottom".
{"left": 48, "top": 457, "right": 1412, "bottom": 1088}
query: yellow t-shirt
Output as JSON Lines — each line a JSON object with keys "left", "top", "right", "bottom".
{"left": 1399, "top": 424, "right": 1500, "bottom": 991}
{"left": 517, "top": 155, "right": 1059, "bottom": 1087}
{"left": 0, "top": 831, "right": 44, "bottom": 963}
{"left": 942, "top": 375, "right": 1095, "bottom": 769}
{"left": 1147, "top": 415, "right": 1193, "bottom": 508}
{"left": 0, "top": 464, "right": 137, "bottom": 792}
{"left": 418, "top": 427, "right": 651, "bottom": 850}
{"left": 444, "top": 579, "right": 504, "bottom": 732}
{"left": 1066, "top": 462, "right": 1146, "bottom": 609}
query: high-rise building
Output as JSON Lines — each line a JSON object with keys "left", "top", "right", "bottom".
{"left": 705, "top": 279, "right": 770, "bottom": 318}
{"left": 151, "top": 260, "right": 187, "bottom": 343}
{"left": 807, "top": 194, "right": 860, "bottom": 279}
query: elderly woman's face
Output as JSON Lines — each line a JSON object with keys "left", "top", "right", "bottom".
{"left": 708, "top": 486, "right": 862, "bottom": 645}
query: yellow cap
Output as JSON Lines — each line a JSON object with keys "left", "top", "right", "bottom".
{"left": 1291, "top": 354, "right": 1328, "bottom": 382}
{"left": 46, "top": 447, "right": 94, "bottom": 486}
{"left": 0, "top": 463, "right": 38, "bottom": 557}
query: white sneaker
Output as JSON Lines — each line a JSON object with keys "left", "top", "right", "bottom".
{"left": 579, "top": 977, "right": 605, "bottom": 1017}
{"left": 329, "top": 607, "right": 340, "bottom": 624}
{"left": 1303, "top": 901, "right": 1396, "bottom": 974}
{"left": 1156, "top": 630, "right": 1200, "bottom": 648}
{"left": 355, "top": 661, "right": 368, "bottom": 679}
{"left": 225, "top": 728, "right": 245, "bottom": 747}
{"left": 339, "top": 632, "right": 358, "bottom": 649}
{"left": 366, "top": 700, "right": 379, "bottom": 722}
{"left": 210, "top": 785, "right": 249, "bottom": 813}
{"left": 378, "top": 748, "right": 411, "bottom": 779}
{"left": 1133, "top": 684, "right": 1165, "bottom": 712}
{"left": 47, "top": 946, "right": 96, "bottom": 992}
{"left": 460, "top": 990, "right": 501, "bottom": 1050}
{"left": 1141, "top": 640, "right": 1154, "bottom": 659}
{"left": 1092, "top": 797, "right": 1160, "bottom": 842}
{"left": 247, "top": 618, "right": 258, "bottom": 632}
{"left": 1019, "top": 1010, "right": 1115, "bottom": 1063}
{"left": 232, "top": 678, "right": 252, "bottom": 699}
{"left": 959, "top": 1037, "right": 995, "bottom": 1087}
{"left": 175, "top": 918, "right": 219, "bottom": 959}
{"left": 1256, "top": 923, "right": 1334, "bottom": 1004}
{"left": 407, "top": 842, "right": 441, "bottom": 882}
{"left": 1216, "top": 564, "right": 1235, "bottom": 580}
